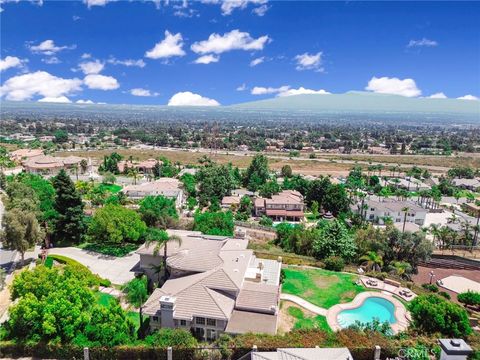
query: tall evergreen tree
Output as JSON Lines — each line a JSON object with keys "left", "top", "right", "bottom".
{"left": 52, "top": 169, "right": 86, "bottom": 243}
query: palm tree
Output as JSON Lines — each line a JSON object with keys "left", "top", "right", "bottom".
{"left": 359, "top": 251, "right": 383, "bottom": 272}
{"left": 150, "top": 263, "right": 164, "bottom": 285}
{"left": 392, "top": 261, "right": 412, "bottom": 280}
{"left": 402, "top": 206, "right": 410, "bottom": 233}
{"left": 80, "top": 159, "right": 88, "bottom": 174}
{"left": 429, "top": 224, "right": 440, "bottom": 245}
{"left": 123, "top": 276, "right": 148, "bottom": 330}
{"left": 128, "top": 168, "right": 140, "bottom": 185}
{"left": 145, "top": 229, "right": 182, "bottom": 282}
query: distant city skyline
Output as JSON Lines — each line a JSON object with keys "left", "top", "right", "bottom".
{"left": 1, "top": 0, "right": 479, "bottom": 106}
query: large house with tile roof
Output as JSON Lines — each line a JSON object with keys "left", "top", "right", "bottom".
{"left": 254, "top": 190, "right": 305, "bottom": 221}
{"left": 122, "top": 178, "right": 184, "bottom": 208}
{"left": 136, "top": 230, "right": 281, "bottom": 340}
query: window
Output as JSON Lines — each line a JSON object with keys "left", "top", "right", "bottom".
{"left": 207, "top": 318, "right": 216, "bottom": 326}
{"left": 180, "top": 320, "right": 187, "bottom": 326}
{"left": 152, "top": 316, "right": 159, "bottom": 322}
{"left": 196, "top": 317, "right": 205, "bottom": 325}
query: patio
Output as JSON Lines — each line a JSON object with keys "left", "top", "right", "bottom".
{"left": 360, "top": 276, "right": 417, "bottom": 302}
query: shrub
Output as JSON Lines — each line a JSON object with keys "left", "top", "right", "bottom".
{"left": 47, "top": 254, "right": 111, "bottom": 287}
{"left": 323, "top": 256, "right": 345, "bottom": 272}
{"left": 259, "top": 216, "right": 273, "bottom": 227}
{"left": 421, "top": 283, "right": 439, "bottom": 293}
{"left": 438, "top": 291, "right": 451, "bottom": 300}
{"left": 457, "top": 291, "right": 480, "bottom": 307}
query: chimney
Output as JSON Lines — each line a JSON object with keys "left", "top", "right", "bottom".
{"left": 160, "top": 296, "right": 176, "bottom": 328}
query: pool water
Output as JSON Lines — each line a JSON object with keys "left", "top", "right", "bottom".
{"left": 337, "top": 297, "right": 396, "bottom": 328}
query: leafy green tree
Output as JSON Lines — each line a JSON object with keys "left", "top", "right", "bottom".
{"left": 235, "top": 195, "right": 253, "bottom": 221}
{"left": 310, "top": 201, "right": 319, "bottom": 219}
{"left": 102, "top": 172, "right": 117, "bottom": 185}
{"left": 99, "top": 152, "right": 122, "bottom": 174}
{"left": 359, "top": 251, "right": 383, "bottom": 272}
{"left": 259, "top": 215, "right": 273, "bottom": 227}
{"left": 408, "top": 294, "right": 472, "bottom": 337}
{"left": 88, "top": 204, "right": 147, "bottom": 244}
{"left": 123, "top": 276, "right": 148, "bottom": 326}
{"left": 197, "top": 162, "right": 237, "bottom": 206}
{"left": 138, "top": 195, "right": 178, "bottom": 228}
{"left": 244, "top": 154, "right": 270, "bottom": 191}
{"left": 194, "top": 210, "right": 234, "bottom": 236}
{"left": 282, "top": 175, "right": 310, "bottom": 195}
{"left": 281, "top": 165, "right": 293, "bottom": 178}
{"left": 1, "top": 208, "right": 44, "bottom": 265}
{"left": 52, "top": 170, "right": 86, "bottom": 243}
{"left": 312, "top": 220, "right": 357, "bottom": 260}
{"left": 259, "top": 179, "right": 281, "bottom": 198}
{"left": 179, "top": 173, "right": 197, "bottom": 197}
{"left": 54, "top": 129, "right": 68, "bottom": 143}
{"left": 323, "top": 184, "right": 350, "bottom": 216}
{"left": 305, "top": 177, "right": 331, "bottom": 208}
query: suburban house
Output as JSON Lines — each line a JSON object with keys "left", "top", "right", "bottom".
{"left": 122, "top": 178, "right": 184, "bottom": 208}
{"left": 357, "top": 199, "right": 427, "bottom": 226}
{"left": 10, "top": 148, "right": 44, "bottom": 162}
{"left": 23, "top": 155, "right": 87, "bottom": 176}
{"left": 452, "top": 178, "right": 480, "bottom": 191}
{"left": 118, "top": 159, "right": 158, "bottom": 174}
{"left": 221, "top": 195, "right": 241, "bottom": 209}
{"left": 138, "top": 230, "right": 281, "bottom": 340}
{"left": 382, "top": 178, "right": 431, "bottom": 192}
{"left": 254, "top": 190, "right": 305, "bottom": 221}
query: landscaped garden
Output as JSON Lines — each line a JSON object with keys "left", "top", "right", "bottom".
{"left": 281, "top": 267, "right": 364, "bottom": 309}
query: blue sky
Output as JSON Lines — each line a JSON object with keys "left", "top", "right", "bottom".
{"left": 1, "top": 0, "right": 479, "bottom": 105}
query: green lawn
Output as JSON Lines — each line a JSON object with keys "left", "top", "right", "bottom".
{"left": 287, "top": 306, "right": 332, "bottom": 333}
{"left": 98, "top": 183, "right": 123, "bottom": 194}
{"left": 282, "top": 267, "right": 364, "bottom": 309}
{"left": 95, "top": 292, "right": 141, "bottom": 332}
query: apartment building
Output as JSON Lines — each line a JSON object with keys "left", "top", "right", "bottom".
{"left": 254, "top": 190, "right": 304, "bottom": 221}
{"left": 138, "top": 230, "right": 281, "bottom": 340}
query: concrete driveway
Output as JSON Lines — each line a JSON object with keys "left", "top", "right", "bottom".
{"left": 48, "top": 247, "right": 139, "bottom": 285}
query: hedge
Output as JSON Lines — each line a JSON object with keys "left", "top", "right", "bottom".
{"left": 46, "top": 254, "right": 111, "bottom": 287}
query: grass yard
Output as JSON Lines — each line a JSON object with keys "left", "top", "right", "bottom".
{"left": 77, "top": 242, "right": 139, "bottom": 257}
{"left": 282, "top": 267, "right": 364, "bottom": 309}
{"left": 287, "top": 306, "right": 332, "bottom": 333}
{"left": 95, "top": 292, "right": 141, "bottom": 332}
{"left": 98, "top": 183, "right": 123, "bottom": 194}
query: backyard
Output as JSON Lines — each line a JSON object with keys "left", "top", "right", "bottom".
{"left": 281, "top": 267, "right": 365, "bottom": 309}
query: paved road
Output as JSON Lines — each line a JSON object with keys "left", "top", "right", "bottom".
{"left": 48, "top": 247, "right": 139, "bottom": 285}
{"left": 280, "top": 293, "right": 328, "bottom": 315}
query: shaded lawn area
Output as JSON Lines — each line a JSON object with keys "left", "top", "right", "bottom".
{"left": 94, "top": 292, "right": 140, "bottom": 332}
{"left": 287, "top": 306, "right": 332, "bottom": 333}
{"left": 282, "top": 267, "right": 364, "bottom": 309}
{"left": 78, "top": 242, "right": 139, "bottom": 257}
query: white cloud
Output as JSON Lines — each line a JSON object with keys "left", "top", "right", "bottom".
{"left": 365, "top": 76, "right": 421, "bottom": 97}
{"left": 236, "top": 83, "right": 247, "bottom": 91}
{"left": 217, "top": 0, "right": 267, "bottom": 15}
{"left": 42, "top": 56, "right": 61, "bottom": 64}
{"left": 76, "top": 99, "right": 94, "bottom": 104}
{"left": 277, "top": 87, "right": 330, "bottom": 97}
{"left": 457, "top": 94, "right": 479, "bottom": 101}
{"left": 28, "top": 39, "right": 75, "bottom": 55}
{"left": 194, "top": 54, "right": 220, "bottom": 64}
{"left": 38, "top": 96, "right": 71, "bottom": 103}
{"left": 250, "top": 56, "right": 264, "bottom": 67}
{"left": 107, "top": 57, "right": 146, "bottom": 68}
{"left": 0, "top": 56, "right": 26, "bottom": 72}
{"left": 252, "top": 3, "right": 268, "bottom": 16}
{"left": 251, "top": 85, "right": 330, "bottom": 97}
{"left": 130, "top": 88, "right": 159, "bottom": 97}
{"left": 81, "top": 53, "right": 92, "bottom": 59}
{"left": 294, "top": 52, "right": 323, "bottom": 72}
{"left": 79, "top": 60, "right": 104, "bottom": 75}
{"left": 168, "top": 91, "right": 220, "bottom": 106}
{"left": 0, "top": 71, "right": 82, "bottom": 101}
{"left": 191, "top": 29, "right": 270, "bottom": 55}
{"left": 83, "top": 74, "right": 119, "bottom": 90}
{"left": 145, "top": 31, "right": 186, "bottom": 59}
{"left": 407, "top": 38, "right": 438, "bottom": 48}
{"left": 428, "top": 92, "right": 447, "bottom": 99}
{"left": 84, "top": 0, "right": 111, "bottom": 8}
{"left": 251, "top": 85, "right": 289, "bottom": 95}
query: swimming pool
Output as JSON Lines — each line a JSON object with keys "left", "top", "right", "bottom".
{"left": 336, "top": 296, "right": 396, "bottom": 328}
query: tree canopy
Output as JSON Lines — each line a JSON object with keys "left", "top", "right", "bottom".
{"left": 244, "top": 154, "right": 270, "bottom": 191}
{"left": 138, "top": 195, "right": 178, "bottom": 228}
{"left": 194, "top": 210, "right": 234, "bottom": 236}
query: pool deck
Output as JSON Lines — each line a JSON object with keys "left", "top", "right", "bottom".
{"left": 326, "top": 291, "right": 410, "bottom": 334}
